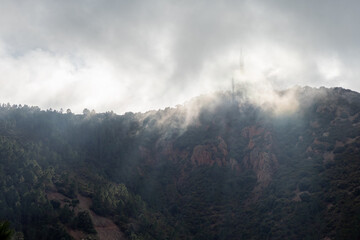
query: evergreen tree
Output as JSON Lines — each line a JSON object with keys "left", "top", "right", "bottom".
{"left": 0, "top": 221, "right": 14, "bottom": 240}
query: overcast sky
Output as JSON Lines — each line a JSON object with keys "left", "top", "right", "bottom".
{"left": 1, "top": 0, "right": 360, "bottom": 113}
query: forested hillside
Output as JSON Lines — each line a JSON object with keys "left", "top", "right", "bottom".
{"left": 1, "top": 86, "right": 360, "bottom": 239}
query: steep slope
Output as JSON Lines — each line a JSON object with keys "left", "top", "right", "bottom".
{"left": 0, "top": 86, "right": 360, "bottom": 239}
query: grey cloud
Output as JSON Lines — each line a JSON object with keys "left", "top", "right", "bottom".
{"left": 0, "top": 0, "right": 360, "bottom": 113}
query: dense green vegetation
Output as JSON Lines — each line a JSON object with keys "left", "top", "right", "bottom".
{"left": 0, "top": 87, "right": 360, "bottom": 239}
{"left": 0, "top": 221, "right": 14, "bottom": 240}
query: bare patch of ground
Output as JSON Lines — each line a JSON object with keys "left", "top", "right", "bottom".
{"left": 46, "top": 191, "right": 71, "bottom": 207}
{"left": 46, "top": 190, "right": 126, "bottom": 240}
{"left": 76, "top": 194, "right": 126, "bottom": 240}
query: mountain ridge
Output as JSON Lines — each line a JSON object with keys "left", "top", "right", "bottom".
{"left": 1, "top": 86, "right": 360, "bottom": 239}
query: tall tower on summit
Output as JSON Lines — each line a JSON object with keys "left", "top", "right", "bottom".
{"left": 239, "top": 48, "right": 245, "bottom": 75}
{"left": 231, "top": 47, "right": 245, "bottom": 103}
{"left": 231, "top": 77, "right": 235, "bottom": 102}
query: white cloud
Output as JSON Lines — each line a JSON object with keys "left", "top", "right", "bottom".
{"left": 0, "top": 0, "right": 360, "bottom": 113}
{"left": 316, "top": 55, "right": 342, "bottom": 80}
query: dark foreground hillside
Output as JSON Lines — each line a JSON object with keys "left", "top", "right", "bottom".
{"left": 1, "top": 86, "right": 360, "bottom": 239}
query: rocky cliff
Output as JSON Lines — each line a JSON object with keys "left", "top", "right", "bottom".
{"left": 1, "top": 86, "right": 360, "bottom": 239}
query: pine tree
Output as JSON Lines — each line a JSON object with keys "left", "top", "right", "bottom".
{"left": 0, "top": 221, "right": 14, "bottom": 240}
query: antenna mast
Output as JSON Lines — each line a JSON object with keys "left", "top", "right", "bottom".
{"left": 230, "top": 47, "right": 245, "bottom": 103}
{"left": 231, "top": 77, "right": 235, "bottom": 102}
{"left": 240, "top": 48, "right": 245, "bottom": 74}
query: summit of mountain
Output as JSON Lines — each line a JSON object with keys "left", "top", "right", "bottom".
{"left": 1, "top": 86, "right": 360, "bottom": 239}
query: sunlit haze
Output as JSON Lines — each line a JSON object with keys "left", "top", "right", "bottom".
{"left": 1, "top": 0, "right": 360, "bottom": 113}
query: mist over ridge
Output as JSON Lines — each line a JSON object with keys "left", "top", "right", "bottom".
{"left": 1, "top": 85, "right": 360, "bottom": 239}
{"left": 2, "top": 0, "right": 360, "bottom": 239}
{"left": 1, "top": 0, "right": 360, "bottom": 113}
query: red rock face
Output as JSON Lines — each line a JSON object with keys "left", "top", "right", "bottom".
{"left": 244, "top": 150, "right": 277, "bottom": 185}
{"left": 186, "top": 124, "right": 278, "bottom": 189}
{"left": 191, "top": 145, "right": 217, "bottom": 166}
{"left": 242, "top": 126, "right": 278, "bottom": 187}
{"left": 140, "top": 123, "right": 279, "bottom": 202}
{"left": 191, "top": 136, "right": 228, "bottom": 167}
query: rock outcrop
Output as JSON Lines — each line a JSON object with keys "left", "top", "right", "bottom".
{"left": 191, "top": 136, "right": 228, "bottom": 167}
{"left": 242, "top": 126, "right": 278, "bottom": 187}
